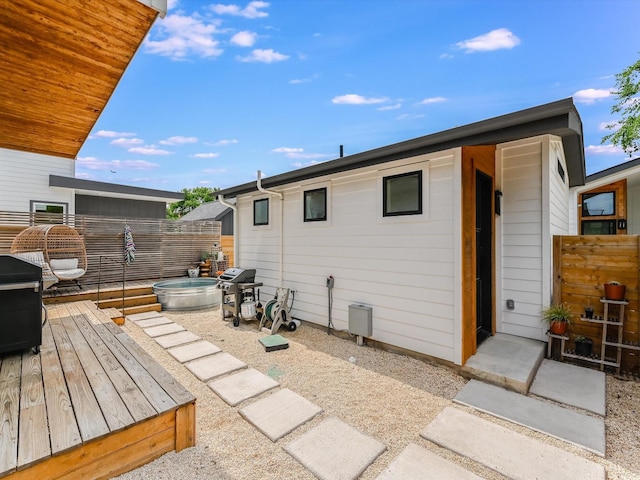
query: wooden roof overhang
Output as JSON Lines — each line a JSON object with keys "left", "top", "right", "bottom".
{"left": 0, "top": 0, "right": 166, "bottom": 159}
{"left": 218, "top": 97, "right": 587, "bottom": 199}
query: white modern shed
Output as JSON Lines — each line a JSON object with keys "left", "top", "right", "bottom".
{"left": 217, "top": 98, "right": 585, "bottom": 366}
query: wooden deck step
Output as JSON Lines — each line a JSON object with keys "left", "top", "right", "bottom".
{"left": 122, "top": 303, "right": 163, "bottom": 316}
{"left": 96, "top": 294, "right": 158, "bottom": 310}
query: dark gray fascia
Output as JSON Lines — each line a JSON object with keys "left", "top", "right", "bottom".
{"left": 49, "top": 175, "right": 184, "bottom": 200}
{"left": 218, "top": 97, "right": 585, "bottom": 198}
{"left": 586, "top": 157, "right": 640, "bottom": 183}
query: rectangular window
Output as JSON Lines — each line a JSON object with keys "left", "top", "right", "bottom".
{"left": 30, "top": 200, "right": 68, "bottom": 224}
{"left": 383, "top": 171, "right": 422, "bottom": 217}
{"left": 582, "top": 191, "right": 615, "bottom": 217}
{"left": 253, "top": 198, "right": 269, "bottom": 226}
{"left": 304, "top": 188, "right": 327, "bottom": 222}
{"left": 581, "top": 220, "right": 616, "bottom": 235}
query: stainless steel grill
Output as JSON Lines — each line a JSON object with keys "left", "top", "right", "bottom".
{"left": 216, "top": 268, "right": 262, "bottom": 327}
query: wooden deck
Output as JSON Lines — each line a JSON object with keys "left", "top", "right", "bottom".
{"left": 0, "top": 300, "right": 195, "bottom": 479}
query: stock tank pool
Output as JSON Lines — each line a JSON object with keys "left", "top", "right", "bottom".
{"left": 153, "top": 277, "right": 221, "bottom": 311}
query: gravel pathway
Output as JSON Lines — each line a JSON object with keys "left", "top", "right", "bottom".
{"left": 114, "top": 307, "right": 640, "bottom": 480}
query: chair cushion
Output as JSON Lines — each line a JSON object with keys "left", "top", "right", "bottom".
{"left": 50, "top": 258, "right": 79, "bottom": 270}
{"left": 52, "top": 268, "right": 85, "bottom": 280}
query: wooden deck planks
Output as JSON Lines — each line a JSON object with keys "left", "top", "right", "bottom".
{"left": 0, "top": 355, "right": 21, "bottom": 476}
{"left": 40, "top": 319, "right": 81, "bottom": 456}
{"left": 17, "top": 351, "right": 50, "bottom": 469}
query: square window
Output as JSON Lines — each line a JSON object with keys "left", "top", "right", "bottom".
{"left": 304, "top": 188, "right": 327, "bottom": 222}
{"left": 383, "top": 171, "right": 422, "bottom": 216}
{"left": 253, "top": 198, "right": 269, "bottom": 226}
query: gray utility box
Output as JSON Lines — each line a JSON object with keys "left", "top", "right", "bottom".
{"left": 348, "top": 304, "right": 372, "bottom": 337}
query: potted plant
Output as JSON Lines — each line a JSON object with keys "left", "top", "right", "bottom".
{"left": 604, "top": 281, "right": 626, "bottom": 301}
{"left": 574, "top": 335, "right": 593, "bottom": 357}
{"left": 542, "top": 303, "right": 572, "bottom": 335}
{"left": 584, "top": 305, "right": 594, "bottom": 319}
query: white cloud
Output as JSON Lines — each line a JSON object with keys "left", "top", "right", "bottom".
{"left": 239, "top": 48, "right": 289, "bottom": 63}
{"left": 599, "top": 120, "right": 621, "bottom": 131}
{"left": 231, "top": 30, "right": 257, "bottom": 47}
{"left": 290, "top": 74, "right": 319, "bottom": 84}
{"left": 397, "top": 113, "right": 426, "bottom": 120}
{"left": 192, "top": 153, "right": 220, "bottom": 158}
{"left": 159, "top": 136, "right": 198, "bottom": 145}
{"left": 332, "top": 94, "right": 388, "bottom": 105}
{"left": 273, "top": 147, "right": 327, "bottom": 160}
{"left": 292, "top": 160, "right": 323, "bottom": 168}
{"left": 585, "top": 144, "right": 624, "bottom": 155}
{"left": 93, "top": 130, "right": 136, "bottom": 138}
{"left": 377, "top": 103, "right": 402, "bottom": 111}
{"left": 212, "top": 139, "right": 239, "bottom": 146}
{"left": 456, "top": 28, "right": 520, "bottom": 53}
{"left": 202, "top": 168, "right": 228, "bottom": 174}
{"left": 144, "top": 13, "right": 223, "bottom": 60}
{"left": 211, "top": 1, "right": 269, "bottom": 18}
{"left": 128, "top": 146, "right": 173, "bottom": 155}
{"left": 419, "top": 97, "right": 447, "bottom": 105}
{"left": 76, "top": 157, "right": 159, "bottom": 170}
{"left": 111, "top": 137, "right": 144, "bottom": 147}
{"left": 574, "top": 88, "right": 613, "bottom": 104}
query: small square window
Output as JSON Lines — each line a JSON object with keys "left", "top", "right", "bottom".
{"left": 304, "top": 188, "right": 327, "bottom": 222}
{"left": 383, "top": 171, "right": 422, "bottom": 217}
{"left": 253, "top": 198, "right": 269, "bottom": 226}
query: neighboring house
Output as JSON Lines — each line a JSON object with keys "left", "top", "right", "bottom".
{"left": 0, "top": 0, "right": 180, "bottom": 219}
{"left": 181, "top": 200, "right": 235, "bottom": 235}
{"left": 570, "top": 157, "right": 640, "bottom": 235}
{"left": 217, "top": 98, "right": 586, "bottom": 367}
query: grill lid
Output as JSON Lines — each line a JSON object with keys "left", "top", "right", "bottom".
{"left": 0, "top": 255, "right": 42, "bottom": 283}
{"left": 217, "top": 267, "right": 256, "bottom": 283}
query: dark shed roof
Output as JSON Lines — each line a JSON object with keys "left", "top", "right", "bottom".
{"left": 218, "top": 98, "right": 585, "bottom": 199}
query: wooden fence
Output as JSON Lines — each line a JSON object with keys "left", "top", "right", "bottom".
{"left": 0, "top": 211, "right": 228, "bottom": 285}
{"left": 553, "top": 235, "right": 639, "bottom": 373}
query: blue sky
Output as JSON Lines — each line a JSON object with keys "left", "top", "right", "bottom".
{"left": 76, "top": 0, "right": 640, "bottom": 192}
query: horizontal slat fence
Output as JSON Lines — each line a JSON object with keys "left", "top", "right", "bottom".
{"left": 553, "top": 235, "right": 639, "bottom": 373}
{"left": 0, "top": 211, "right": 222, "bottom": 285}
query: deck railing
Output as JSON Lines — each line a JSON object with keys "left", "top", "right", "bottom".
{"left": 0, "top": 211, "right": 222, "bottom": 284}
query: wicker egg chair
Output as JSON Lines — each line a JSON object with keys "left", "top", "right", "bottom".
{"left": 11, "top": 225, "right": 88, "bottom": 286}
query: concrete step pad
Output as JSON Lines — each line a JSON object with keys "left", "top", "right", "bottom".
{"left": 454, "top": 380, "right": 605, "bottom": 455}
{"left": 208, "top": 368, "right": 279, "bottom": 406}
{"left": 285, "top": 416, "right": 386, "bottom": 480}
{"left": 185, "top": 352, "right": 246, "bottom": 382}
{"left": 143, "top": 322, "right": 185, "bottom": 337}
{"left": 154, "top": 331, "right": 201, "bottom": 348}
{"left": 421, "top": 407, "right": 605, "bottom": 480}
{"left": 167, "top": 340, "right": 222, "bottom": 363}
{"left": 136, "top": 316, "right": 173, "bottom": 328}
{"left": 375, "top": 443, "right": 483, "bottom": 480}
{"left": 126, "top": 311, "right": 165, "bottom": 322}
{"left": 239, "top": 388, "right": 322, "bottom": 442}
{"left": 530, "top": 359, "right": 606, "bottom": 416}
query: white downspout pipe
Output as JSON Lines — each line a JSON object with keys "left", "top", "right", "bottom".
{"left": 217, "top": 194, "right": 237, "bottom": 267}
{"left": 256, "top": 170, "right": 284, "bottom": 285}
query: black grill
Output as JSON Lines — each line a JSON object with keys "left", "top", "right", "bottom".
{"left": 0, "top": 255, "right": 44, "bottom": 354}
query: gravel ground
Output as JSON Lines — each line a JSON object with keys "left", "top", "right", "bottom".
{"left": 114, "top": 306, "right": 640, "bottom": 480}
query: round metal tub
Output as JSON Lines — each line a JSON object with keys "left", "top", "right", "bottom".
{"left": 153, "top": 277, "right": 221, "bottom": 311}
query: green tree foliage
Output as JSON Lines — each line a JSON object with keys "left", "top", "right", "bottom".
{"left": 167, "top": 187, "right": 219, "bottom": 219}
{"left": 603, "top": 56, "right": 640, "bottom": 155}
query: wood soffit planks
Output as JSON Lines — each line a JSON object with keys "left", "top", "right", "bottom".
{"left": 0, "top": 0, "right": 160, "bottom": 159}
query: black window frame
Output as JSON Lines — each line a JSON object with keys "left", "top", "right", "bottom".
{"left": 382, "top": 170, "right": 423, "bottom": 217}
{"left": 582, "top": 191, "right": 616, "bottom": 217}
{"left": 303, "top": 187, "right": 327, "bottom": 222}
{"left": 253, "top": 198, "right": 269, "bottom": 226}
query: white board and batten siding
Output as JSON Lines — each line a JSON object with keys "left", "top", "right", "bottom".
{"left": 497, "top": 135, "right": 570, "bottom": 342}
{"left": 0, "top": 147, "right": 75, "bottom": 213}
{"left": 236, "top": 150, "right": 464, "bottom": 364}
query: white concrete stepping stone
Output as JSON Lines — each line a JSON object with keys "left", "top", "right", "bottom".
{"left": 154, "top": 331, "right": 201, "bottom": 348}
{"left": 126, "top": 311, "right": 165, "bottom": 322}
{"left": 421, "top": 407, "right": 605, "bottom": 480}
{"left": 136, "top": 316, "right": 173, "bottom": 328}
{"left": 144, "top": 323, "right": 185, "bottom": 337}
{"left": 185, "top": 352, "right": 246, "bottom": 382}
{"left": 239, "top": 388, "right": 322, "bottom": 442}
{"left": 208, "top": 368, "right": 279, "bottom": 406}
{"left": 168, "top": 341, "right": 222, "bottom": 363}
{"left": 454, "top": 380, "right": 605, "bottom": 455}
{"left": 284, "top": 416, "right": 386, "bottom": 480}
{"left": 530, "top": 359, "right": 606, "bottom": 416}
{"left": 376, "top": 443, "right": 483, "bottom": 480}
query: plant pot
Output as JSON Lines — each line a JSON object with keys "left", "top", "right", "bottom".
{"left": 575, "top": 338, "right": 593, "bottom": 357}
{"left": 604, "top": 283, "right": 626, "bottom": 301}
{"left": 187, "top": 267, "right": 200, "bottom": 278}
{"left": 549, "top": 321, "right": 568, "bottom": 335}
{"left": 584, "top": 307, "right": 594, "bottom": 319}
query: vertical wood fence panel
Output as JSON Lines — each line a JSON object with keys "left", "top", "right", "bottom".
{"left": 554, "top": 235, "right": 639, "bottom": 373}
